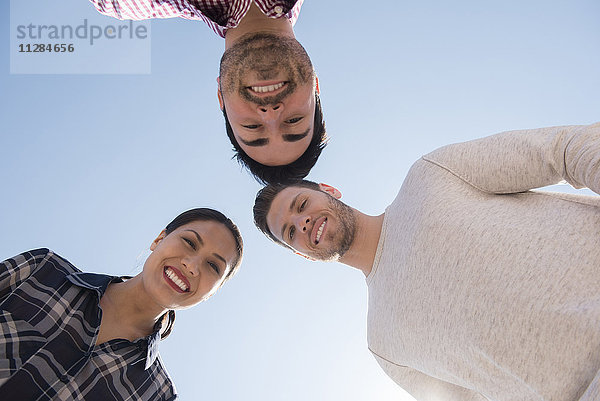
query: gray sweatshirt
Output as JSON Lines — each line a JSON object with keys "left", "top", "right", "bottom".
{"left": 366, "top": 123, "right": 600, "bottom": 401}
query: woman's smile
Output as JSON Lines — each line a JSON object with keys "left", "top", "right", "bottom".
{"left": 163, "top": 266, "right": 190, "bottom": 293}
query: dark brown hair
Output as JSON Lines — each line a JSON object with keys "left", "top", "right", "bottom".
{"left": 223, "top": 95, "right": 327, "bottom": 185}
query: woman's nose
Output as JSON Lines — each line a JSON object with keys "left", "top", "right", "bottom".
{"left": 182, "top": 256, "right": 200, "bottom": 276}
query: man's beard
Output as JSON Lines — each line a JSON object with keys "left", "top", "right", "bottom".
{"left": 313, "top": 196, "right": 357, "bottom": 262}
{"left": 219, "top": 33, "right": 314, "bottom": 106}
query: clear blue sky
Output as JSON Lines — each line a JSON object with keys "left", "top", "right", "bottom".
{"left": 1, "top": 1, "right": 599, "bottom": 400}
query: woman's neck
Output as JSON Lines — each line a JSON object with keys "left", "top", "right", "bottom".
{"left": 99, "top": 276, "right": 166, "bottom": 341}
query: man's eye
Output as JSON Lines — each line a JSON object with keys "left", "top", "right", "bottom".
{"left": 286, "top": 117, "right": 303, "bottom": 124}
{"left": 208, "top": 262, "right": 220, "bottom": 275}
{"left": 289, "top": 226, "right": 296, "bottom": 241}
{"left": 299, "top": 199, "right": 307, "bottom": 211}
{"left": 183, "top": 238, "right": 196, "bottom": 249}
{"left": 242, "top": 124, "right": 260, "bottom": 129}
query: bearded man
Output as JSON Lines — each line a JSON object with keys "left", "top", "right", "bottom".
{"left": 90, "top": 0, "right": 326, "bottom": 184}
{"left": 253, "top": 123, "right": 600, "bottom": 401}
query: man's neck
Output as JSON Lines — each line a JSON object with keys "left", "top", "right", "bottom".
{"left": 339, "top": 211, "right": 385, "bottom": 277}
{"left": 224, "top": 2, "right": 295, "bottom": 49}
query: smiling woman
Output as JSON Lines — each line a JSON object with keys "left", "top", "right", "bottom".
{"left": 0, "top": 208, "right": 243, "bottom": 401}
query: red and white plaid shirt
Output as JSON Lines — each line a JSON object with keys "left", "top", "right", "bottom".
{"left": 89, "top": 0, "right": 304, "bottom": 38}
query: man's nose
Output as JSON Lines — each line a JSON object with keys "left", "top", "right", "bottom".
{"left": 294, "top": 215, "right": 311, "bottom": 233}
{"left": 257, "top": 103, "right": 284, "bottom": 122}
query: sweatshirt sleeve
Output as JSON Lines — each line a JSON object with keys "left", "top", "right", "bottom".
{"left": 374, "top": 356, "right": 489, "bottom": 401}
{"left": 422, "top": 122, "right": 600, "bottom": 195}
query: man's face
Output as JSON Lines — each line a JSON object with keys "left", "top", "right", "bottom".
{"left": 266, "top": 186, "right": 356, "bottom": 261}
{"left": 219, "top": 33, "right": 317, "bottom": 166}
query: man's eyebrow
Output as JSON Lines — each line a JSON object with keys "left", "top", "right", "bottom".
{"left": 240, "top": 127, "right": 310, "bottom": 147}
{"left": 280, "top": 193, "right": 301, "bottom": 242}
{"left": 185, "top": 229, "right": 204, "bottom": 246}
{"left": 283, "top": 127, "right": 310, "bottom": 142}
{"left": 239, "top": 137, "right": 269, "bottom": 147}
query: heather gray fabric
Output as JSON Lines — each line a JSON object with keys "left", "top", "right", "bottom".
{"left": 366, "top": 123, "right": 600, "bottom": 401}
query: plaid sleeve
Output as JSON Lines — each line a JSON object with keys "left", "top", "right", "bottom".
{"left": 89, "top": 0, "right": 157, "bottom": 20}
{"left": 288, "top": 0, "right": 304, "bottom": 26}
{"left": 0, "top": 248, "right": 51, "bottom": 301}
{"left": 89, "top": 0, "right": 199, "bottom": 21}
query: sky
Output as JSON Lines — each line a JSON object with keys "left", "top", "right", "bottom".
{"left": 1, "top": 1, "right": 599, "bottom": 400}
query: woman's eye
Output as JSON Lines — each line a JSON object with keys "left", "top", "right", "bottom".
{"left": 242, "top": 124, "right": 260, "bottom": 129}
{"left": 209, "top": 262, "right": 220, "bottom": 275}
{"left": 286, "top": 117, "right": 303, "bottom": 124}
{"left": 183, "top": 238, "right": 195, "bottom": 249}
{"left": 299, "top": 199, "right": 307, "bottom": 211}
{"left": 289, "top": 226, "right": 295, "bottom": 241}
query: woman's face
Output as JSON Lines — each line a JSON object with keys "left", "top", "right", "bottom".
{"left": 142, "top": 220, "right": 238, "bottom": 310}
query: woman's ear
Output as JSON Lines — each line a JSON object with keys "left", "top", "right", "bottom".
{"left": 315, "top": 75, "right": 320, "bottom": 94}
{"left": 318, "top": 183, "right": 342, "bottom": 199}
{"left": 150, "top": 229, "right": 167, "bottom": 251}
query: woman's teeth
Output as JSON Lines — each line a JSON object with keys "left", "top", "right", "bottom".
{"left": 250, "top": 82, "right": 285, "bottom": 93}
{"left": 165, "top": 267, "right": 188, "bottom": 292}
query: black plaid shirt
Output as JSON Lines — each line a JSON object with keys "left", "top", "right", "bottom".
{"left": 0, "top": 248, "right": 177, "bottom": 400}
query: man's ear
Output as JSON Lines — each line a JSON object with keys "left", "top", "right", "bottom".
{"left": 318, "top": 183, "right": 341, "bottom": 199}
{"left": 294, "top": 251, "right": 316, "bottom": 262}
{"left": 216, "top": 77, "right": 224, "bottom": 110}
{"left": 315, "top": 75, "right": 320, "bottom": 95}
{"left": 150, "top": 229, "right": 167, "bottom": 251}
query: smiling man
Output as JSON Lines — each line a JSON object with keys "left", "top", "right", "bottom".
{"left": 254, "top": 123, "right": 600, "bottom": 401}
{"left": 90, "top": 0, "right": 326, "bottom": 184}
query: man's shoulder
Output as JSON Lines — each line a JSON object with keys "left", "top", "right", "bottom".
{"left": 387, "top": 156, "right": 471, "bottom": 214}
{"left": 400, "top": 157, "right": 448, "bottom": 188}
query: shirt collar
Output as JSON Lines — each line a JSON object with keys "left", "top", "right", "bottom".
{"left": 66, "top": 272, "right": 164, "bottom": 369}
{"left": 144, "top": 319, "right": 163, "bottom": 369}
{"left": 66, "top": 271, "right": 119, "bottom": 295}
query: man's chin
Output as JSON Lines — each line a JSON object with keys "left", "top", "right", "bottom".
{"left": 311, "top": 249, "right": 343, "bottom": 263}
{"left": 321, "top": 254, "right": 342, "bottom": 263}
